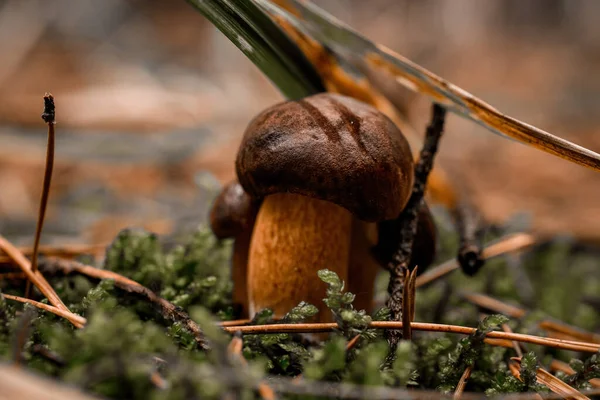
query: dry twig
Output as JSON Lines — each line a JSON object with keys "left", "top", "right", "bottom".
{"left": 386, "top": 103, "right": 446, "bottom": 349}
{"left": 25, "top": 93, "right": 56, "bottom": 298}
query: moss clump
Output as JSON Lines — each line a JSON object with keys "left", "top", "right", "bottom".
{"left": 0, "top": 220, "right": 599, "bottom": 399}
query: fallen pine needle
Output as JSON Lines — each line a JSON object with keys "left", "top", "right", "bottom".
{"left": 2, "top": 294, "right": 86, "bottom": 328}
{"left": 511, "top": 357, "right": 590, "bottom": 400}
{"left": 461, "top": 292, "right": 527, "bottom": 319}
{"left": 222, "top": 321, "right": 600, "bottom": 353}
{"left": 550, "top": 360, "right": 600, "bottom": 389}
{"left": 539, "top": 320, "right": 600, "bottom": 345}
{"left": 454, "top": 365, "right": 473, "bottom": 400}
{"left": 462, "top": 292, "right": 600, "bottom": 345}
{"left": 0, "top": 235, "right": 73, "bottom": 317}
{"left": 416, "top": 233, "right": 536, "bottom": 287}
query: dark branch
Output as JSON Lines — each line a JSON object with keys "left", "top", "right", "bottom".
{"left": 385, "top": 103, "right": 447, "bottom": 352}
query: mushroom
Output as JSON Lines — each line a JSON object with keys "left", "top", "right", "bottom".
{"left": 231, "top": 92, "right": 434, "bottom": 322}
{"left": 209, "top": 182, "right": 437, "bottom": 318}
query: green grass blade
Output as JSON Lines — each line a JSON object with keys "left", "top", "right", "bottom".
{"left": 185, "top": 0, "right": 325, "bottom": 99}
{"left": 258, "top": 0, "right": 600, "bottom": 172}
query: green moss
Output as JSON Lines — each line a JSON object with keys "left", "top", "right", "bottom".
{"left": 1, "top": 219, "right": 599, "bottom": 399}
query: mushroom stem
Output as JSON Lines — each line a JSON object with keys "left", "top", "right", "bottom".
{"left": 247, "top": 193, "right": 352, "bottom": 322}
{"left": 348, "top": 219, "right": 379, "bottom": 313}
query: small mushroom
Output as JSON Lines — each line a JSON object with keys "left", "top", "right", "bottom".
{"left": 209, "top": 93, "right": 439, "bottom": 322}
{"left": 235, "top": 93, "right": 418, "bottom": 322}
{"left": 209, "top": 179, "right": 259, "bottom": 317}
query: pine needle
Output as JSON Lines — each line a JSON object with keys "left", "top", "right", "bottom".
{"left": 2, "top": 294, "right": 86, "bottom": 328}
{"left": 512, "top": 357, "right": 590, "bottom": 400}
{"left": 416, "top": 233, "right": 536, "bottom": 288}
{"left": 0, "top": 235, "right": 72, "bottom": 315}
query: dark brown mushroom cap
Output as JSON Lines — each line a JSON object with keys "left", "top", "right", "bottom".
{"left": 235, "top": 93, "right": 414, "bottom": 222}
{"left": 209, "top": 180, "right": 259, "bottom": 239}
{"left": 372, "top": 202, "right": 437, "bottom": 273}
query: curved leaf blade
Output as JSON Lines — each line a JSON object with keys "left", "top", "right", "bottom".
{"left": 185, "top": 0, "right": 325, "bottom": 100}
{"left": 263, "top": 0, "right": 600, "bottom": 172}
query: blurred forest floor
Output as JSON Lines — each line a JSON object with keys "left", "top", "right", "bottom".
{"left": 1, "top": 0, "right": 600, "bottom": 247}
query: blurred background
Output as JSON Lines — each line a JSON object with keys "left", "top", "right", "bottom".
{"left": 1, "top": 0, "right": 600, "bottom": 247}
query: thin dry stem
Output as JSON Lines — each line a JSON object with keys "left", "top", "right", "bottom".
{"left": 222, "top": 321, "right": 600, "bottom": 353}
{"left": 3, "top": 294, "right": 86, "bottom": 328}
{"left": 26, "top": 93, "right": 56, "bottom": 298}
{"left": 416, "top": 233, "right": 536, "bottom": 288}
{"left": 454, "top": 365, "right": 473, "bottom": 400}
